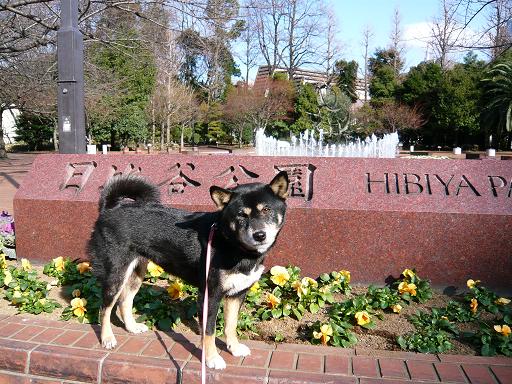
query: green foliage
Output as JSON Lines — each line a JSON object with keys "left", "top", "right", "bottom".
{"left": 334, "top": 59, "right": 359, "bottom": 103}
{"left": 310, "top": 320, "right": 357, "bottom": 348}
{"left": 87, "top": 27, "right": 156, "bottom": 148}
{"left": 1, "top": 264, "right": 60, "bottom": 315}
{"left": 14, "top": 113, "right": 54, "bottom": 151}
{"left": 368, "top": 48, "right": 403, "bottom": 103}
{"left": 291, "top": 84, "right": 319, "bottom": 134}
{"left": 464, "top": 321, "right": 512, "bottom": 357}
{"left": 366, "top": 285, "right": 401, "bottom": 311}
{"left": 481, "top": 60, "right": 512, "bottom": 149}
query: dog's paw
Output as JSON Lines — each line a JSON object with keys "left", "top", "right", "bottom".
{"left": 102, "top": 335, "right": 118, "bottom": 350}
{"left": 206, "top": 354, "right": 226, "bottom": 370}
{"left": 228, "top": 343, "right": 251, "bottom": 357}
{"left": 126, "top": 323, "right": 148, "bottom": 334}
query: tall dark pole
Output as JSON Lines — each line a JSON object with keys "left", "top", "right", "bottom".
{"left": 57, "top": 0, "right": 86, "bottom": 153}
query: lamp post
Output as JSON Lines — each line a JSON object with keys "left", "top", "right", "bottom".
{"left": 57, "top": 0, "right": 86, "bottom": 153}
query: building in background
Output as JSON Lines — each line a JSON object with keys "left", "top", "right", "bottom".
{"left": 2, "top": 108, "right": 20, "bottom": 144}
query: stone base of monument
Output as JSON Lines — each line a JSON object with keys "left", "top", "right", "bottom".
{"left": 14, "top": 154, "right": 512, "bottom": 290}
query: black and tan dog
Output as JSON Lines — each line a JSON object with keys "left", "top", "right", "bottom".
{"left": 88, "top": 172, "right": 288, "bottom": 369}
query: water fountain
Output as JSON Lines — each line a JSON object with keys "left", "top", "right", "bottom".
{"left": 255, "top": 128, "right": 399, "bottom": 158}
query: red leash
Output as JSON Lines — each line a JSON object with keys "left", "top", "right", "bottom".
{"left": 201, "top": 223, "right": 216, "bottom": 384}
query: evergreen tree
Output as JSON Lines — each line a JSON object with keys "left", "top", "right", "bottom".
{"left": 334, "top": 60, "right": 359, "bottom": 103}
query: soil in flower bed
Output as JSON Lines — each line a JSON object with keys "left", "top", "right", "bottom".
{"left": 0, "top": 262, "right": 483, "bottom": 356}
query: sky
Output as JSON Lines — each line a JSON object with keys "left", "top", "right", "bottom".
{"left": 330, "top": 0, "right": 486, "bottom": 71}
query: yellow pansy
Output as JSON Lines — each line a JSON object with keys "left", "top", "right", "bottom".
{"left": 495, "top": 297, "right": 511, "bottom": 305}
{"left": 147, "top": 261, "right": 163, "bottom": 278}
{"left": 402, "top": 269, "right": 415, "bottom": 279}
{"left": 71, "top": 297, "right": 87, "bottom": 317}
{"left": 313, "top": 323, "right": 333, "bottom": 345}
{"left": 249, "top": 282, "right": 260, "bottom": 293}
{"left": 266, "top": 293, "right": 281, "bottom": 309}
{"left": 398, "top": 282, "right": 417, "bottom": 296}
{"left": 167, "top": 281, "right": 184, "bottom": 300}
{"left": 72, "top": 289, "right": 81, "bottom": 298}
{"left": 52, "top": 256, "right": 65, "bottom": 272}
{"left": 494, "top": 324, "right": 511, "bottom": 337}
{"left": 470, "top": 298, "right": 478, "bottom": 314}
{"left": 301, "top": 277, "right": 318, "bottom": 288}
{"left": 391, "top": 304, "right": 402, "bottom": 313}
{"left": 21, "top": 258, "right": 31, "bottom": 271}
{"left": 38, "top": 298, "right": 47, "bottom": 305}
{"left": 270, "top": 266, "right": 290, "bottom": 286}
{"left": 291, "top": 280, "right": 308, "bottom": 298}
{"left": 0, "top": 253, "right": 6, "bottom": 269}
{"left": 12, "top": 291, "right": 22, "bottom": 303}
{"left": 339, "top": 270, "right": 351, "bottom": 283}
{"left": 355, "top": 311, "right": 371, "bottom": 326}
{"left": 3, "top": 270, "right": 12, "bottom": 286}
{"left": 77, "top": 262, "right": 91, "bottom": 274}
{"left": 466, "top": 279, "right": 480, "bottom": 289}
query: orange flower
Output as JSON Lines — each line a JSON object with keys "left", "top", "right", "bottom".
{"left": 313, "top": 324, "right": 333, "bottom": 345}
{"left": 391, "top": 304, "right": 402, "bottom": 313}
{"left": 77, "top": 262, "right": 91, "bottom": 274}
{"left": 470, "top": 298, "right": 478, "bottom": 314}
{"left": 167, "top": 281, "right": 184, "bottom": 300}
{"left": 494, "top": 325, "right": 511, "bottom": 337}
{"left": 355, "top": 311, "right": 371, "bottom": 326}
{"left": 266, "top": 293, "right": 281, "bottom": 309}
{"left": 70, "top": 297, "right": 87, "bottom": 317}
{"left": 398, "top": 282, "right": 417, "bottom": 296}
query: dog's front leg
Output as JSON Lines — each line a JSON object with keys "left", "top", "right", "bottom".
{"left": 198, "top": 290, "right": 225, "bottom": 370}
{"left": 224, "top": 291, "right": 251, "bottom": 357}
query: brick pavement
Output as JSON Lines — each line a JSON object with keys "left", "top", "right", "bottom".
{"left": 0, "top": 314, "right": 510, "bottom": 383}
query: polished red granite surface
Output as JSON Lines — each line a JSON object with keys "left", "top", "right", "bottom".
{"left": 13, "top": 154, "right": 512, "bottom": 289}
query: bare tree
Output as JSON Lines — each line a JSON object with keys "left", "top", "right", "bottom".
{"left": 323, "top": 5, "right": 342, "bottom": 82}
{"left": 389, "top": 7, "right": 405, "bottom": 76}
{"left": 361, "top": 26, "right": 374, "bottom": 103}
{"left": 430, "top": 0, "right": 463, "bottom": 70}
{"left": 236, "top": 5, "right": 260, "bottom": 84}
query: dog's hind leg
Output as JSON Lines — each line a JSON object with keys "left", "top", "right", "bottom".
{"left": 118, "top": 259, "right": 148, "bottom": 334}
{"left": 100, "top": 259, "right": 139, "bottom": 349}
{"left": 224, "top": 294, "right": 251, "bottom": 357}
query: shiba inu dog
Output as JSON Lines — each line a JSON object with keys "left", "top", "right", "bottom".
{"left": 89, "top": 171, "right": 289, "bottom": 369}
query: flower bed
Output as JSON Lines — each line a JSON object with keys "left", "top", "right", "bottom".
{"left": 0, "top": 255, "right": 510, "bottom": 357}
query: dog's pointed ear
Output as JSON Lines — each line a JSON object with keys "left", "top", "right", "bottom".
{"left": 269, "top": 171, "right": 289, "bottom": 199}
{"left": 210, "top": 186, "right": 233, "bottom": 210}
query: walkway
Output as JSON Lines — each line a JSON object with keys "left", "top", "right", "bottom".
{"left": 0, "top": 314, "right": 511, "bottom": 384}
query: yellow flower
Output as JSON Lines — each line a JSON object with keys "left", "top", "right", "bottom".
{"left": 266, "top": 293, "right": 281, "bottom": 309}
{"left": 398, "top": 282, "right": 417, "bottom": 296}
{"left": 147, "top": 261, "right": 163, "bottom": 278}
{"left": 301, "top": 277, "right": 318, "bottom": 288}
{"left": 441, "top": 316, "right": 449, "bottom": 321}
{"left": 12, "top": 291, "right": 22, "bottom": 303}
{"left": 52, "top": 256, "right": 65, "bottom": 272}
{"left": 167, "top": 281, "right": 184, "bottom": 300}
{"left": 0, "top": 253, "right": 6, "bottom": 269}
{"left": 3, "top": 270, "right": 12, "bottom": 286}
{"left": 291, "top": 280, "right": 308, "bottom": 298}
{"left": 391, "top": 304, "right": 402, "bottom": 313}
{"left": 77, "top": 262, "right": 91, "bottom": 274}
{"left": 72, "top": 289, "right": 81, "bottom": 298}
{"left": 466, "top": 279, "right": 480, "bottom": 289}
{"left": 270, "top": 266, "right": 290, "bottom": 286}
{"left": 70, "top": 297, "right": 87, "bottom": 317}
{"left": 470, "top": 298, "right": 478, "bottom": 314}
{"left": 495, "top": 297, "right": 511, "bottom": 305}
{"left": 402, "top": 269, "right": 415, "bottom": 279}
{"left": 249, "top": 282, "right": 260, "bottom": 293}
{"left": 494, "top": 325, "right": 511, "bottom": 337}
{"left": 313, "top": 323, "right": 333, "bottom": 345}
{"left": 339, "top": 270, "right": 351, "bottom": 283}
{"left": 38, "top": 298, "right": 47, "bottom": 305}
{"left": 355, "top": 311, "right": 371, "bottom": 326}
{"left": 21, "top": 258, "right": 31, "bottom": 271}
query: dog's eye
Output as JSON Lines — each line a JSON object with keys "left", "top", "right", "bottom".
{"left": 261, "top": 206, "right": 271, "bottom": 214}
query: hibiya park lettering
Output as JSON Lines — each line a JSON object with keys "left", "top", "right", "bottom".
{"left": 365, "top": 173, "right": 512, "bottom": 197}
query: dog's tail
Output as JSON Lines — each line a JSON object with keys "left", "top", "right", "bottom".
{"left": 99, "top": 175, "right": 161, "bottom": 213}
